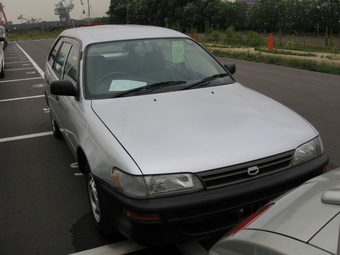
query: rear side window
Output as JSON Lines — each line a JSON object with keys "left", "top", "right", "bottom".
{"left": 48, "top": 39, "right": 63, "bottom": 66}
{"left": 53, "top": 42, "right": 72, "bottom": 79}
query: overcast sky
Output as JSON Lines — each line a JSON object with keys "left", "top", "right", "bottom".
{"left": 1, "top": 0, "right": 110, "bottom": 23}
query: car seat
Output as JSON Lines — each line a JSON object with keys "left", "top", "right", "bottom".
{"left": 86, "top": 55, "right": 111, "bottom": 93}
{"left": 141, "top": 51, "right": 175, "bottom": 82}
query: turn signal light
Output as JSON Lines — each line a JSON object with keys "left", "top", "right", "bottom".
{"left": 322, "top": 165, "right": 328, "bottom": 173}
{"left": 123, "top": 209, "right": 161, "bottom": 221}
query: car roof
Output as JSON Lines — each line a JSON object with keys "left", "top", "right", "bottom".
{"left": 60, "top": 25, "right": 190, "bottom": 47}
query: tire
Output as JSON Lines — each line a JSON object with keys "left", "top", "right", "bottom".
{"left": 50, "top": 112, "right": 63, "bottom": 139}
{"left": 44, "top": 91, "right": 49, "bottom": 107}
{"left": 0, "top": 64, "right": 4, "bottom": 78}
{"left": 85, "top": 164, "right": 115, "bottom": 236}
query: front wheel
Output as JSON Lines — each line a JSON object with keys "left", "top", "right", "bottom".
{"left": 0, "top": 63, "right": 4, "bottom": 78}
{"left": 86, "top": 164, "right": 115, "bottom": 236}
{"left": 50, "top": 112, "right": 62, "bottom": 139}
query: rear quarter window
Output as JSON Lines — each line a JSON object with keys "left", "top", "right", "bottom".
{"left": 52, "top": 42, "right": 72, "bottom": 79}
{"left": 48, "top": 39, "right": 63, "bottom": 66}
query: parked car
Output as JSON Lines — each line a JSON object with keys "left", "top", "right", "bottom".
{"left": 44, "top": 25, "right": 328, "bottom": 246}
{"left": 0, "top": 26, "right": 7, "bottom": 49}
{"left": 0, "top": 36, "right": 5, "bottom": 78}
{"left": 209, "top": 167, "right": 340, "bottom": 255}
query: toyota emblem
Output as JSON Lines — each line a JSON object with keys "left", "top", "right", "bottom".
{"left": 248, "top": 166, "right": 260, "bottom": 176}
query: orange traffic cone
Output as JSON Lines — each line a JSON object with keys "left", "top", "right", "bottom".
{"left": 193, "top": 31, "right": 197, "bottom": 41}
{"left": 268, "top": 33, "right": 274, "bottom": 50}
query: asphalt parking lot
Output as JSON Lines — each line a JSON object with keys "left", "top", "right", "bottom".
{"left": 1, "top": 38, "right": 339, "bottom": 255}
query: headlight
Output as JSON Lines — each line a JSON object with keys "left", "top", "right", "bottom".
{"left": 112, "top": 168, "right": 204, "bottom": 198}
{"left": 144, "top": 173, "right": 204, "bottom": 197}
{"left": 292, "top": 136, "right": 324, "bottom": 166}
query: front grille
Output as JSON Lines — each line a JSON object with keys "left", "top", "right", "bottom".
{"left": 197, "top": 150, "right": 294, "bottom": 189}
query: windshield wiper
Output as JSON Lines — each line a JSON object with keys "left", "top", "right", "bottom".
{"left": 112, "top": 80, "right": 187, "bottom": 98}
{"left": 182, "top": 73, "right": 229, "bottom": 90}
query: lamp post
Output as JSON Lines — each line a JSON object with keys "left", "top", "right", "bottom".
{"left": 87, "top": 0, "right": 91, "bottom": 26}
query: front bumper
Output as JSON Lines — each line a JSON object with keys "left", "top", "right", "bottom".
{"left": 96, "top": 153, "right": 328, "bottom": 246}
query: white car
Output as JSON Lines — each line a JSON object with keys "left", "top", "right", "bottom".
{"left": 209, "top": 167, "right": 340, "bottom": 255}
{"left": 44, "top": 25, "right": 328, "bottom": 246}
{"left": 0, "top": 26, "right": 7, "bottom": 49}
{"left": 0, "top": 36, "right": 5, "bottom": 78}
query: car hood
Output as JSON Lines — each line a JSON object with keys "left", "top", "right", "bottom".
{"left": 247, "top": 169, "right": 340, "bottom": 248}
{"left": 92, "top": 83, "right": 317, "bottom": 175}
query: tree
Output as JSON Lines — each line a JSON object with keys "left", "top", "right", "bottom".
{"left": 106, "top": 0, "right": 340, "bottom": 34}
{"left": 247, "top": 0, "right": 280, "bottom": 32}
{"left": 108, "top": 0, "right": 130, "bottom": 23}
{"left": 181, "top": 1, "right": 206, "bottom": 32}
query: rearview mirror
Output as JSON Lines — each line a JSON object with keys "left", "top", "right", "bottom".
{"left": 224, "top": 63, "right": 236, "bottom": 75}
{"left": 50, "top": 80, "right": 78, "bottom": 97}
{"left": 321, "top": 188, "right": 340, "bottom": 205}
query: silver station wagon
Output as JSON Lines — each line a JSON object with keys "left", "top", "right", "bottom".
{"left": 44, "top": 25, "right": 328, "bottom": 246}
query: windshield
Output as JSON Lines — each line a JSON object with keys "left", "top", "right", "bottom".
{"left": 84, "top": 38, "right": 233, "bottom": 99}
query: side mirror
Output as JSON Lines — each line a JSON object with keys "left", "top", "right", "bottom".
{"left": 321, "top": 189, "right": 340, "bottom": 205}
{"left": 224, "top": 63, "right": 236, "bottom": 75}
{"left": 50, "top": 80, "right": 78, "bottom": 97}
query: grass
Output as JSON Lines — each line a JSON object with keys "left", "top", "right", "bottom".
{"left": 255, "top": 48, "right": 317, "bottom": 57}
{"left": 8, "top": 28, "right": 65, "bottom": 41}
{"left": 203, "top": 43, "right": 319, "bottom": 57}
{"left": 201, "top": 29, "right": 340, "bottom": 75}
{"left": 211, "top": 50, "right": 340, "bottom": 75}
{"left": 209, "top": 48, "right": 340, "bottom": 75}
{"left": 326, "top": 54, "right": 340, "bottom": 61}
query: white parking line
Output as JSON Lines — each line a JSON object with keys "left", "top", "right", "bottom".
{"left": 69, "top": 240, "right": 207, "bottom": 255}
{"left": 5, "top": 67, "right": 35, "bottom": 71}
{"left": 69, "top": 240, "right": 146, "bottom": 255}
{"left": 32, "top": 84, "right": 44, "bottom": 88}
{"left": 0, "top": 131, "right": 53, "bottom": 143}
{"left": 0, "top": 77, "right": 43, "bottom": 83}
{"left": 16, "top": 43, "right": 45, "bottom": 77}
{"left": 5, "top": 55, "right": 28, "bottom": 58}
{"left": 0, "top": 95, "right": 45, "bottom": 103}
{"left": 5, "top": 61, "right": 31, "bottom": 64}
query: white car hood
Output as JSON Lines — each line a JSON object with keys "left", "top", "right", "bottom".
{"left": 92, "top": 83, "right": 317, "bottom": 175}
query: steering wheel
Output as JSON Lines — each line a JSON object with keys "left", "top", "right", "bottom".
{"left": 95, "top": 72, "right": 128, "bottom": 87}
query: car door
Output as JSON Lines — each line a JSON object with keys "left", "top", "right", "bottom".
{"left": 47, "top": 38, "right": 81, "bottom": 157}
{"left": 45, "top": 38, "right": 69, "bottom": 133}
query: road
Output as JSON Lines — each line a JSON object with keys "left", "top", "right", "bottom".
{"left": 0, "top": 38, "right": 339, "bottom": 255}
